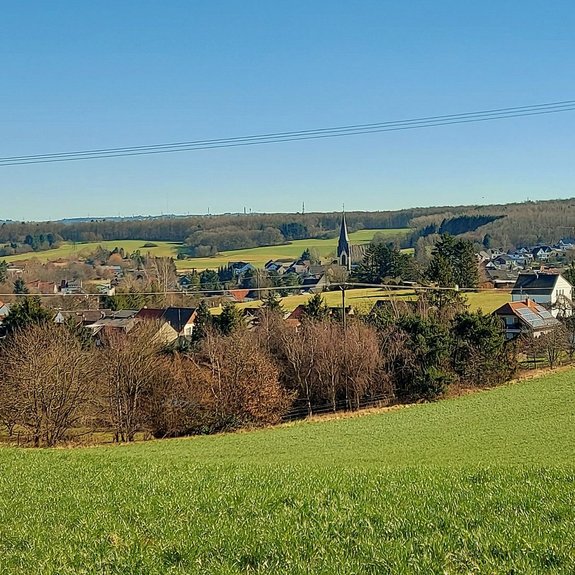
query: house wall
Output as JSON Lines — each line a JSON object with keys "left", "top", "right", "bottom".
{"left": 183, "top": 322, "right": 194, "bottom": 337}
{"left": 551, "top": 276, "right": 573, "bottom": 317}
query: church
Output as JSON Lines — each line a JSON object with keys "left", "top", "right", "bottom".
{"left": 336, "top": 212, "right": 367, "bottom": 271}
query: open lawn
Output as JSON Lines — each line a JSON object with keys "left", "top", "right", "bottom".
{"left": 2, "top": 240, "right": 181, "bottom": 263}
{"left": 0, "top": 369, "right": 573, "bottom": 573}
{"left": 176, "top": 228, "right": 409, "bottom": 270}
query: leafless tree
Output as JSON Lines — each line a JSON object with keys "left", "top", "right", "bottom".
{"left": 99, "top": 321, "right": 168, "bottom": 442}
{"left": 0, "top": 323, "right": 98, "bottom": 446}
{"left": 342, "top": 321, "right": 382, "bottom": 409}
{"left": 199, "top": 329, "right": 291, "bottom": 429}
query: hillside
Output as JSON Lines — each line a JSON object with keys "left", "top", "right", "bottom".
{"left": 0, "top": 370, "right": 573, "bottom": 573}
{"left": 4, "top": 198, "right": 575, "bottom": 261}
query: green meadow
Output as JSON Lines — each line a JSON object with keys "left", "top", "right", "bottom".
{"left": 176, "top": 228, "right": 409, "bottom": 270}
{"left": 2, "top": 240, "right": 180, "bottom": 263}
{"left": 0, "top": 369, "right": 573, "bottom": 573}
{"left": 2, "top": 229, "right": 408, "bottom": 270}
{"left": 232, "top": 288, "right": 511, "bottom": 314}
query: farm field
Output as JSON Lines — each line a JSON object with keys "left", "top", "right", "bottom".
{"left": 0, "top": 370, "right": 573, "bottom": 573}
{"left": 230, "top": 288, "right": 511, "bottom": 314}
{"left": 176, "top": 228, "right": 409, "bottom": 270}
{"left": 2, "top": 228, "right": 408, "bottom": 270}
{"left": 2, "top": 240, "right": 181, "bottom": 262}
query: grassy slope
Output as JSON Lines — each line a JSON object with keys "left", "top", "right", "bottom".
{"left": 176, "top": 228, "right": 409, "bottom": 270}
{"left": 2, "top": 229, "right": 407, "bottom": 270}
{"left": 0, "top": 371, "right": 573, "bottom": 573}
{"left": 2, "top": 240, "right": 180, "bottom": 262}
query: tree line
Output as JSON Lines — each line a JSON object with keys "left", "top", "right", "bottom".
{"left": 4, "top": 199, "right": 575, "bottom": 259}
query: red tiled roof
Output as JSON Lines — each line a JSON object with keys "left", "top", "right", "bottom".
{"left": 228, "top": 289, "right": 250, "bottom": 302}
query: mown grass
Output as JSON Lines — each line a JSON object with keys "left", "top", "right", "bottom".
{"left": 0, "top": 370, "right": 573, "bottom": 573}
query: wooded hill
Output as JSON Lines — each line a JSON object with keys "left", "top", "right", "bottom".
{"left": 2, "top": 198, "right": 575, "bottom": 257}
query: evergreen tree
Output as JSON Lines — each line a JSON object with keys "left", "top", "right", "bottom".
{"left": 199, "top": 269, "right": 221, "bottom": 292}
{"left": 216, "top": 301, "right": 242, "bottom": 335}
{"left": 353, "top": 243, "right": 416, "bottom": 284}
{"left": 426, "top": 234, "right": 479, "bottom": 288}
{"left": 0, "top": 260, "right": 7, "bottom": 284}
{"left": 192, "top": 299, "right": 212, "bottom": 343}
{"left": 303, "top": 292, "right": 330, "bottom": 321}
{"left": 13, "top": 277, "right": 29, "bottom": 294}
{"left": 262, "top": 291, "right": 284, "bottom": 314}
{"left": 2, "top": 296, "right": 52, "bottom": 334}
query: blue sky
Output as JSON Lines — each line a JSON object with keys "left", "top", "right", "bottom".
{"left": 1, "top": 1, "right": 574, "bottom": 220}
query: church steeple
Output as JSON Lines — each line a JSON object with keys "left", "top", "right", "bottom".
{"left": 337, "top": 211, "right": 351, "bottom": 271}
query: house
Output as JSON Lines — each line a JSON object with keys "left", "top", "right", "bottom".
{"left": 136, "top": 306, "right": 197, "bottom": 337}
{"left": 264, "top": 260, "right": 291, "bottom": 274}
{"left": 493, "top": 299, "right": 561, "bottom": 340}
{"left": 95, "top": 283, "right": 115, "bottom": 296}
{"left": 58, "top": 279, "right": 86, "bottom": 295}
{"left": 0, "top": 302, "right": 11, "bottom": 322}
{"left": 228, "top": 262, "right": 255, "bottom": 277}
{"left": 87, "top": 317, "right": 137, "bottom": 336}
{"left": 54, "top": 309, "right": 109, "bottom": 326}
{"left": 285, "top": 261, "right": 309, "bottom": 275}
{"left": 511, "top": 272, "right": 573, "bottom": 317}
{"left": 301, "top": 274, "right": 329, "bottom": 294}
{"left": 531, "top": 246, "right": 553, "bottom": 261}
{"left": 484, "top": 269, "right": 519, "bottom": 289}
{"left": 284, "top": 304, "right": 306, "bottom": 328}
{"left": 491, "top": 254, "right": 518, "bottom": 269}
{"left": 225, "top": 289, "right": 251, "bottom": 303}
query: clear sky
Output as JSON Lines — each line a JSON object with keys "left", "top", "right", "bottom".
{"left": 1, "top": 1, "right": 574, "bottom": 220}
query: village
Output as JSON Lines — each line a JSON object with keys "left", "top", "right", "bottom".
{"left": 2, "top": 217, "right": 575, "bottom": 343}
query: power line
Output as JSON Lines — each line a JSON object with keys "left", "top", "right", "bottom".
{"left": 1, "top": 100, "right": 574, "bottom": 167}
{"left": 0, "top": 281, "right": 540, "bottom": 299}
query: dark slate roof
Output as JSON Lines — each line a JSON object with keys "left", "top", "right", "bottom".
{"left": 162, "top": 307, "right": 196, "bottom": 333}
{"left": 511, "top": 273, "right": 559, "bottom": 296}
{"left": 337, "top": 213, "right": 350, "bottom": 257}
{"left": 109, "top": 309, "right": 139, "bottom": 319}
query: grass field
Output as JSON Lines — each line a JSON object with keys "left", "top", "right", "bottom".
{"left": 2, "top": 228, "right": 408, "bottom": 271}
{"left": 176, "top": 228, "right": 409, "bottom": 270}
{"left": 2, "top": 240, "right": 181, "bottom": 263}
{"left": 0, "top": 370, "right": 573, "bottom": 573}
{"left": 230, "top": 288, "right": 511, "bottom": 314}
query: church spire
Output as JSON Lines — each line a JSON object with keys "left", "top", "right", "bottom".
{"left": 337, "top": 210, "right": 351, "bottom": 270}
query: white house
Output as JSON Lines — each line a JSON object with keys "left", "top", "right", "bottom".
{"left": 511, "top": 272, "right": 573, "bottom": 317}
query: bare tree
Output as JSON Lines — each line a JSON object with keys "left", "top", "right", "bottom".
{"left": 280, "top": 321, "right": 319, "bottom": 415}
{"left": 99, "top": 321, "right": 168, "bottom": 442}
{"left": 199, "top": 329, "right": 291, "bottom": 429}
{"left": 538, "top": 326, "right": 569, "bottom": 369}
{"left": 0, "top": 323, "right": 97, "bottom": 446}
{"left": 343, "top": 321, "right": 382, "bottom": 409}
